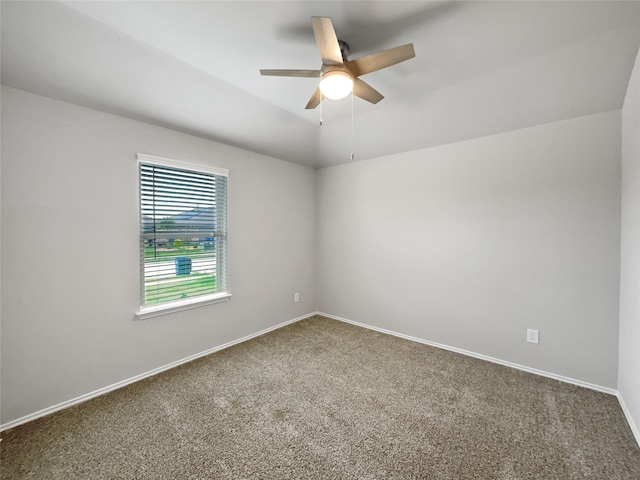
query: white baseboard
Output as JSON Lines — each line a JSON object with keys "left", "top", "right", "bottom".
{"left": 617, "top": 392, "right": 640, "bottom": 448}
{"left": 0, "top": 312, "right": 317, "bottom": 432}
{"left": 324, "top": 311, "right": 640, "bottom": 446}
{"left": 5, "top": 310, "right": 638, "bottom": 450}
{"left": 318, "top": 311, "right": 618, "bottom": 396}
{"left": 323, "top": 311, "right": 640, "bottom": 448}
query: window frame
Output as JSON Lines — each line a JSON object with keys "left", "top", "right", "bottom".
{"left": 135, "top": 153, "right": 230, "bottom": 320}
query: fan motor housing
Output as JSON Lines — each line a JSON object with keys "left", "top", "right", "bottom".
{"left": 338, "top": 40, "right": 350, "bottom": 61}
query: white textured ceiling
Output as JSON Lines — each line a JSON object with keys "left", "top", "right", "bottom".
{"left": 2, "top": 1, "right": 640, "bottom": 167}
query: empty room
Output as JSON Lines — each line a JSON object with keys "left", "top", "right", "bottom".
{"left": 1, "top": 1, "right": 639, "bottom": 478}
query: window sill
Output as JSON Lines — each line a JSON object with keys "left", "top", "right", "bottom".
{"left": 135, "top": 292, "right": 231, "bottom": 320}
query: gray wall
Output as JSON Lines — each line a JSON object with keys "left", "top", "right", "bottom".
{"left": 0, "top": 86, "right": 317, "bottom": 425}
{"left": 1, "top": 80, "right": 634, "bottom": 429}
{"left": 317, "top": 110, "right": 622, "bottom": 388}
{"left": 619, "top": 46, "right": 640, "bottom": 439}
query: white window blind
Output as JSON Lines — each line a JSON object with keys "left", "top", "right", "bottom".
{"left": 139, "top": 155, "right": 228, "bottom": 309}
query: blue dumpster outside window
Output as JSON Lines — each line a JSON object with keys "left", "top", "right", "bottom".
{"left": 175, "top": 256, "right": 192, "bottom": 276}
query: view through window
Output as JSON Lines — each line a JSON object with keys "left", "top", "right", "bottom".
{"left": 139, "top": 155, "right": 228, "bottom": 308}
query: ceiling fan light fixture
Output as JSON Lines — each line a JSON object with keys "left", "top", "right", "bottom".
{"left": 319, "top": 70, "right": 353, "bottom": 100}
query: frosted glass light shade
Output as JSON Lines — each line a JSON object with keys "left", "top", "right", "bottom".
{"left": 319, "top": 71, "right": 353, "bottom": 100}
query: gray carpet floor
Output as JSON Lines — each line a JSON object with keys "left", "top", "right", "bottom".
{"left": 1, "top": 315, "right": 639, "bottom": 479}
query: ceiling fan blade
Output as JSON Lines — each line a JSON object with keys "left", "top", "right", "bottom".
{"left": 312, "top": 17, "right": 343, "bottom": 66}
{"left": 353, "top": 78, "right": 384, "bottom": 104}
{"left": 305, "top": 87, "right": 323, "bottom": 110}
{"left": 346, "top": 44, "right": 415, "bottom": 77}
{"left": 260, "top": 69, "right": 321, "bottom": 78}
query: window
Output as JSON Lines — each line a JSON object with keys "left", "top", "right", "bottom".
{"left": 137, "top": 154, "right": 229, "bottom": 318}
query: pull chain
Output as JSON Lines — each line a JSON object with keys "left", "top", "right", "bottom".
{"left": 320, "top": 89, "right": 323, "bottom": 126}
{"left": 350, "top": 91, "right": 355, "bottom": 160}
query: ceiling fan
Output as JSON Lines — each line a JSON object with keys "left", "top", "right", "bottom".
{"left": 260, "top": 16, "right": 415, "bottom": 109}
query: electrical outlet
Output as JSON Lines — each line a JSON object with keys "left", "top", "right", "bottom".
{"left": 527, "top": 329, "right": 539, "bottom": 344}
{"left": 294, "top": 292, "right": 300, "bottom": 303}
